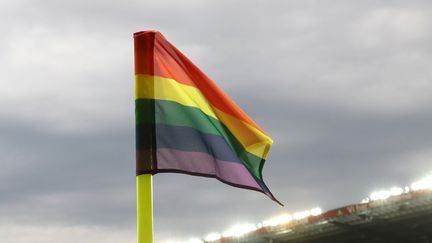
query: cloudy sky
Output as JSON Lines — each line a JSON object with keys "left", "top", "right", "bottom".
{"left": 1, "top": 0, "right": 432, "bottom": 242}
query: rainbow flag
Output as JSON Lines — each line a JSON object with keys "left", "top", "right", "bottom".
{"left": 134, "top": 31, "right": 280, "bottom": 204}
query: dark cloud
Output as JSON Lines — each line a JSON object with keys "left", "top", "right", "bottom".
{"left": 0, "top": 0, "right": 431, "bottom": 242}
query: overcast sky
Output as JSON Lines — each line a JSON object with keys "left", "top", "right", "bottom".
{"left": 1, "top": 0, "right": 432, "bottom": 242}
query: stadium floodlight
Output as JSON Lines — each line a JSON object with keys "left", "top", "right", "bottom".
{"left": 204, "top": 233, "right": 221, "bottom": 242}
{"left": 262, "top": 217, "right": 279, "bottom": 227}
{"left": 262, "top": 214, "right": 292, "bottom": 227}
{"left": 411, "top": 175, "right": 432, "bottom": 191}
{"left": 278, "top": 214, "right": 293, "bottom": 224}
{"left": 390, "top": 187, "right": 403, "bottom": 196}
{"left": 361, "top": 198, "right": 370, "bottom": 203}
{"left": 293, "top": 210, "right": 311, "bottom": 220}
{"left": 187, "top": 238, "right": 203, "bottom": 243}
{"left": 370, "top": 190, "right": 391, "bottom": 201}
{"left": 222, "top": 224, "right": 257, "bottom": 238}
{"left": 310, "top": 207, "right": 322, "bottom": 216}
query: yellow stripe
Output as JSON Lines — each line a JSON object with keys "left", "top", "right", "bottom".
{"left": 135, "top": 74, "right": 273, "bottom": 159}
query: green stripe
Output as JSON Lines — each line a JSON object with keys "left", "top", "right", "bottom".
{"left": 135, "top": 98, "right": 265, "bottom": 179}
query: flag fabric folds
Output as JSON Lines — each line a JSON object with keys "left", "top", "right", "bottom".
{"left": 134, "top": 30, "right": 280, "bottom": 205}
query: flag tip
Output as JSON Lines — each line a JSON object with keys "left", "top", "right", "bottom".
{"left": 134, "top": 30, "right": 160, "bottom": 37}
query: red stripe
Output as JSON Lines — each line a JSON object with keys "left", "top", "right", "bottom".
{"left": 134, "top": 31, "right": 266, "bottom": 134}
{"left": 134, "top": 31, "right": 154, "bottom": 75}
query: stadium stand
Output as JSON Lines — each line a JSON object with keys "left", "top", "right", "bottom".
{"left": 201, "top": 176, "right": 432, "bottom": 243}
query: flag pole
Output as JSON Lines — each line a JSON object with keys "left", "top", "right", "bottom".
{"left": 137, "top": 174, "right": 153, "bottom": 243}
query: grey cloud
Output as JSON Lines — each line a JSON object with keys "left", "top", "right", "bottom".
{"left": 1, "top": 0, "right": 432, "bottom": 242}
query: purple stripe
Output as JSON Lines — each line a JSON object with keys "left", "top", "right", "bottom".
{"left": 156, "top": 148, "right": 261, "bottom": 189}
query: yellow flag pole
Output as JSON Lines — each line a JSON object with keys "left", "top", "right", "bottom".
{"left": 137, "top": 174, "right": 153, "bottom": 243}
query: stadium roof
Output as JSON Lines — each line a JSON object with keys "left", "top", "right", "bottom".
{"left": 198, "top": 175, "right": 432, "bottom": 243}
